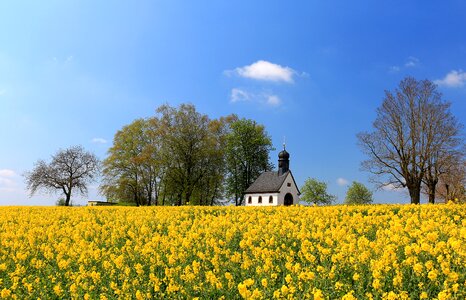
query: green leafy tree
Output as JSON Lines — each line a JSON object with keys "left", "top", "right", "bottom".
{"left": 224, "top": 117, "right": 274, "bottom": 206}
{"left": 101, "top": 118, "right": 163, "bottom": 206}
{"left": 344, "top": 181, "right": 373, "bottom": 205}
{"left": 300, "top": 177, "right": 336, "bottom": 205}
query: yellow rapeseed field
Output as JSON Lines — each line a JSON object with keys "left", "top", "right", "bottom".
{"left": 0, "top": 205, "right": 465, "bottom": 299}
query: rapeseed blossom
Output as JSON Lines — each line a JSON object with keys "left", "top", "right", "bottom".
{"left": 0, "top": 205, "right": 465, "bottom": 299}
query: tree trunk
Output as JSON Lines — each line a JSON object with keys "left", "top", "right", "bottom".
{"left": 427, "top": 183, "right": 436, "bottom": 204}
{"left": 65, "top": 192, "right": 71, "bottom": 206}
{"left": 408, "top": 184, "right": 421, "bottom": 204}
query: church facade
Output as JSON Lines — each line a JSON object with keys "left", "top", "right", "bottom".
{"left": 244, "top": 147, "right": 300, "bottom": 206}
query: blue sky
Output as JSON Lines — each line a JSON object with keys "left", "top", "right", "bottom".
{"left": 1, "top": 1, "right": 466, "bottom": 205}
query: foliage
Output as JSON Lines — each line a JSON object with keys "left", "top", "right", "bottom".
{"left": 0, "top": 205, "right": 465, "bottom": 299}
{"left": 358, "top": 77, "right": 464, "bottom": 204}
{"left": 55, "top": 198, "right": 69, "bottom": 206}
{"left": 25, "top": 145, "right": 100, "bottom": 206}
{"left": 101, "top": 104, "right": 231, "bottom": 206}
{"left": 344, "top": 181, "right": 373, "bottom": 205}
{"left": 300, "top": 177, "right": 336, "bottom": 205}
{"left": 224, "top": 117, "right": 274, "bottom": 206}
{"left": 101, "top": 118, "right": 163, "bottom": 206}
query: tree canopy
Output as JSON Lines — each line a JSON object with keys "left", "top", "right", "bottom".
{"left": 300, "top": 177, "right": 336, "bottom": 205}
{"left": 100, "top": 104, "right": 273, "bottom": 206}
{"left": 344, "top": 181, "right": 373, "bottom": 205}
{"left": 224, "top": 117, "right": 274, "bottom": 206}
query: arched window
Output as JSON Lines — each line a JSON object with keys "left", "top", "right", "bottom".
{"left": 258, "top": 196, "right": 262, "bottom": 203}
{"left": 269, "top": 196, "right": 273, "bottom": 203}
{"left": 248, "top": 196, "right": 252, "bottom": 204}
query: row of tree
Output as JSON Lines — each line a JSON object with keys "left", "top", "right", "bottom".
{"left": 99, "top": 104, "right": 274, "bottom": 206}
{"left": 25, "top": 77, "right": 465, "bottom": 205}
{"left": 300, "top": 178, "right": 373, "bottom": 205}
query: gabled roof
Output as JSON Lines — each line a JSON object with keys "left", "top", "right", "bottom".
{"left": 245, "top": 171, "right": 290, "bottom": 194}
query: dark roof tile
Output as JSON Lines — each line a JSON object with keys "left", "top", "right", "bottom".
{"left": 244, "top": 171, "right": 289, "bottom": 193}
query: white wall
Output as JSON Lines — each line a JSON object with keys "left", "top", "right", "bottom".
{"left": 277, "top": 172, "right": 300, "bottom": 205}
{"left": 244, "top": 193, "right": 279, "bottom": 206}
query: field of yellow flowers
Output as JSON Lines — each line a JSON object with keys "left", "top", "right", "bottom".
{"left": 0, "top": 205, "right": 465, "bottom": 299}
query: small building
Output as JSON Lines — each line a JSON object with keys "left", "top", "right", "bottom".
{"left": 244, "top": 146, "right": 300, "bottom": 206}
{"left": 87, "top": 200, "right": 117, "bottom": 206}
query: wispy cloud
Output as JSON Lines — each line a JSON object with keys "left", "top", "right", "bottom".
{"left": 389, "top": 56, "right": 420, "bottom": 73}
{"left": 227, "top": 60, "right": 296, "bottom": 83}
{"left": 230, "top": 88, "right": 283, "bottom": 107}
{"left": 0, "top": 169, "right": 16, "bottom": 177}
{"left": 0, "top": 89, "right": 5, "bottom": 96}
{"left": 0, "top": 169, "right": 18, "bottom": 192}
{"left": 405, "top": 56, "right": 419, "bottom": 67}
{"left": 382, "top": 183, "right": 405, "bottom": 192}
{"left": 91, "top": 138, "right": 107, "bottom": 144}
{"left": 266, "top": 95, "right": 281, "bottom": 106}
{"left": 434, "top": 70, "right": 466, "bottom": 88}
{"left": 337, "top": 177, "right": 349, "bottom": 186}
{"left": 230, "top": 88, "right": 251, "bottom": 103}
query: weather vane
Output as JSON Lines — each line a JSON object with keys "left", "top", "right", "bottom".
{"left": 283, "top": 136, "right": 286, "bottom": 150}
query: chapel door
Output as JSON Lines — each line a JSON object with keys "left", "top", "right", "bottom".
{"left": 284, "top": 193, "right": 293, "bottom": 206}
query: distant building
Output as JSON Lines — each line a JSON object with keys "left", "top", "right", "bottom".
{"left": 244, "top": 146, "right": 300, "bottom": 206}
{"left": 87, "top": 200, "right": 117, "bottom": 206}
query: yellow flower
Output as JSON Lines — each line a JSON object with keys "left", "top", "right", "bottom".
{"left": 261, "top": 278, "right": 268, "bottom": 288}
{"left": 428, "top": 270, "right": 438, "bottom": 281}
{"left": 1, "top": 289, "right": 11, "bottom": 298}
{"left": 419, "top": 292, "right": 428, "bottom": 299}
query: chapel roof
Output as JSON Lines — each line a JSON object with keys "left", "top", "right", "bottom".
{"left": 244, "top": 171, "right": 290, "bottom": 194}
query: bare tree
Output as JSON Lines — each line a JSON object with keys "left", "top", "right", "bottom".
{"left": 358, "top": 77, "right": 463, "bottom": 204}
{"left": 434, "top": 159, "right": 466, "bottom": 203}
{"left": 25, "top": 145, "right": 100, "bottom": 206}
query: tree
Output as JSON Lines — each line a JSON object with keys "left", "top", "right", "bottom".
{"left": 101, "top": 118, "right": 163, "bottom": 206}
{"left": 358, "top": 77, "right": 463, "bottom": 204}
{"left": 344, "top": 181, "right": 373, "bottom": 205}
{"left": 224, "top": 117, "right": 274, "bottom": 206}
{"left": 25, "top": 145, "right": 100, "bottom": 206}
{"left": 156, "top": 104, "right": 224, "bottom": 205}
{"left": 433, "top": 159, "right": 466, "bottom": 203}
{"left": 300, "top": 177, "right": 336, "bottom": 205}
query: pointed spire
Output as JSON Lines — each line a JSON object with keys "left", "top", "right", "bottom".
{"left": 283, "top": 136, "right": 286, "bottom": 150}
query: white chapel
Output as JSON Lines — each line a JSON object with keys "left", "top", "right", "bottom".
{"left": 244, "top": 146, "right": 300, "bottom": 206}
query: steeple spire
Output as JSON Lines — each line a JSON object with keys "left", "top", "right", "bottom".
{"left": 278, "top": 142, "right": 290, "bottom": 176}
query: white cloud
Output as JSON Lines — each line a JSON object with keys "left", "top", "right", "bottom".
{"left": 265, "top": 95, "right": 281, "bottom": 106}
{"left": 230, "top": 89, "right": 283, "bottom": 107}
{"left": 337, "top": 178, "right": 349, "bottom": 186}
{"left": 230, "top": 88, "right": 251, "bottom": 103}
{"left": 389, "top": 66, "right": 400, "bottom": 73}
{"left": 405, "top": 56, "right": 419, "bottom": 67}
{"left": 91, "top": 138, "right": 107, "bottom": 144}
{"left": 434, "top": 70, "right": 466, "bottom": 88}
{"left": 382, "top": 183, "right": 405, "bottom": 192}
{"left": 388, "top": 56, "right": 419, "bottom": 73}
{"left": 0, "top": 169, "right": 18, "bottom": 192}
{"left": 229, "top": 60, "right": 296, "bottom": 83}
{"left": 0, "top": 169, "right": 16, "bottom": 177}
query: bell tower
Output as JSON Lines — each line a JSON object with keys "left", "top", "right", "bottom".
{"left": 278, "top": 143, "right": 290, "bottom": 176}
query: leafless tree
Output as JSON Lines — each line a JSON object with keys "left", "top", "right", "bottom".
{"left": 358, "top": 77, "right": 463, "bottom": 204}
{"left": 433, "top": 158, "right": 466, "bottom": 203}
{"left": 25, "top": 145, "right": 100, "bottom": 206}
